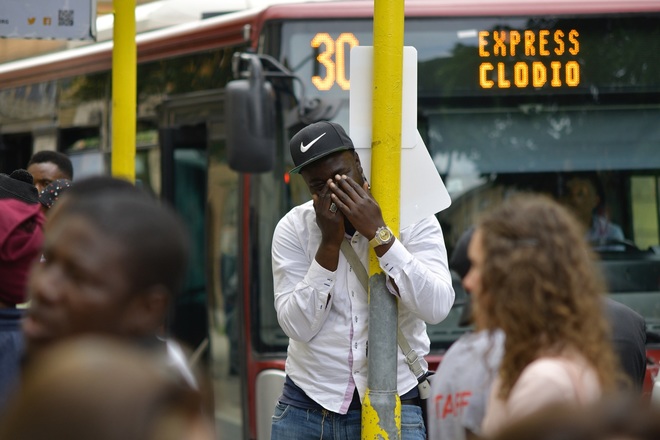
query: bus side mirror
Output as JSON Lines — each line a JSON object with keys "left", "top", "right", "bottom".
{"left": 226, "top": 54, "right": 276, "bottom": 173}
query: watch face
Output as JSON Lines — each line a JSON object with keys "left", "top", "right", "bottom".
{"left": 378, "top": 228, "right": 392, "bottom": 242}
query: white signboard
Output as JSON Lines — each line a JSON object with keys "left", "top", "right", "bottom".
{"left": 0, "top": 0, "right": 96, "bottom": 40}
{"left": 349, "top": 46, "right": 451, "bottom": 228}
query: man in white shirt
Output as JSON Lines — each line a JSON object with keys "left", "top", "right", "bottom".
{"left": 271, "top": 121, "right": 455, "bottom": 439}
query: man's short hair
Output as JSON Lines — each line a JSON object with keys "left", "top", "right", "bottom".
{"left": 55, "top": 189, "right": 189, "bottom": 298}
{"left": 28, "top": 151, "right": 74, "bottom": 180}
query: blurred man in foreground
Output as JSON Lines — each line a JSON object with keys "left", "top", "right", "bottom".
{"left": 23, "top": 177, "right": 196, "bottom": 388}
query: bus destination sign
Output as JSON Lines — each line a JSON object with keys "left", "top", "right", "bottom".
{"left": 478, "top": 29, "right": 581, "bottom": 90}
{"left": 287, "top": 16, "right": 657, "bottom": 97}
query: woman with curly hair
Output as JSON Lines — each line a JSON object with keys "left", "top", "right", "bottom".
{"left": 462, "top": 194, "right": 622, "bottom": 436}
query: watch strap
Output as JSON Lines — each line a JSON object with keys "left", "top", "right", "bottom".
{"left": 339, "top": 240, "right": 428, "bottom": 383}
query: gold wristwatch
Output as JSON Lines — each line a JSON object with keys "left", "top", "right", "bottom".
{"left": 369, "top": 226, "right": 394, "bottom": 248}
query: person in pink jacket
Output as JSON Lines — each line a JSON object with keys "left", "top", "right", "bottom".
{"left": 0, "top": 170, "right": 44, "bottom": 410}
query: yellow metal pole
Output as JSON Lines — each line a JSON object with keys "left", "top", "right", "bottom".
{"left": 370, "top": 3, "right": 403, "bottom": 234}
{"left": 362, "top": 0, "right": 404, "bottom": 438}
{"left": 111, "top": 0, "right": 136, "bottom": 182}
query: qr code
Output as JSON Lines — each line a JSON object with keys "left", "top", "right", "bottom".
{"left": 58, "top": 9, "right": 74, "bottom": 27}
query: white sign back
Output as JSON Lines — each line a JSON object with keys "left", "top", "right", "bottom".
{"left": 349, "top": 46, "right": 451, "bottom": 228}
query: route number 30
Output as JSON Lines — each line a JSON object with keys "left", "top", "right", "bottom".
{"left": 311, "top": 32, "right": 359, "bottom": 91}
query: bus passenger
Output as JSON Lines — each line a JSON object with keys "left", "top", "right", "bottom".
{"left": 271, "top": 121, "right": 455, "bottom": 439}
{"left": 0, "top": 170, "right": 44, "bottom": 412}
{"left": 26, "top": 151, "right": 74, "bottom": 194}
{"left": 464, "top": 195, "right": 622, "bottom": 436}
{"left": 22, "top": 178, "right": 197, "bottom": 390}
{"left": 561, "top": 172, "right": 624, "bottom": 245}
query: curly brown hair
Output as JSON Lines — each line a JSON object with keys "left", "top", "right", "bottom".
{"left": 474, "top": 194, "right": 620, "bottom": 399}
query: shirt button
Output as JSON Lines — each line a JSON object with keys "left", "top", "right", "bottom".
{"left": 351, "top": 291, "right": 355, "bottom": 297}
{"left": 354, "top": 342, "right": 358, "bottom": 349}
{"left": 355, "top": 316, "right": 358, "bottom": 323}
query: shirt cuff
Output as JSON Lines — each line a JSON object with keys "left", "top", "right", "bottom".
{"left": 305, "top": 258, "right": 337, "bottom": 293}
{"left": 377, "top": 239, "right": 411, "bottom": 279}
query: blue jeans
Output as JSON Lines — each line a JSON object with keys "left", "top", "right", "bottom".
{"left": 271, "top": 402, "right": 426, "bottom": 440}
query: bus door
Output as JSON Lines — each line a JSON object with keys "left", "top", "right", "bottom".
{"left": 159, "top": 120, "right": 209, "bottom": 352}
{"left": 158, "top": 90, "right": 243, "bottom": 437}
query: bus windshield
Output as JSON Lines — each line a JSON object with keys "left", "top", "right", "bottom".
{"left": 256, "top": 13, "right": 660, "bottom": 352}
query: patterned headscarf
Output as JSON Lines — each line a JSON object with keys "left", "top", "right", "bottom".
{"left": 39, "top": 179, "right": 73, "bottom": 210}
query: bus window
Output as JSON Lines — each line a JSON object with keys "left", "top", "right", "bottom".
{"left": 423, "top": 100, "right": 660, "bottom": 338}
{"left": 631, "top": 176, "right": 660, "bottom": 250}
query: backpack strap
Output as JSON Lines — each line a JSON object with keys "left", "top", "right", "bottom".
{"left": 339, "top": 239, "right": 430, "bottom": 398}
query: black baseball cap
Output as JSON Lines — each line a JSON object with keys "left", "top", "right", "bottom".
{"left": 289, "top": 121, "right": 354, "bottom": 174}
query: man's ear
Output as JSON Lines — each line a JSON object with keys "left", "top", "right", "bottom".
{"left": 353, "top": 151, "right": 362, "bottom": 167}
{"left": 353, "top": 151, "right": 368, "bottom": 184}
{"left": 124, "top": 286, "right": 170, "bottom": 337}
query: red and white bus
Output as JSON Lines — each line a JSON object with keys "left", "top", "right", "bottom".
{"left": 1, "top": 1, "right": 660, "bottom": 438}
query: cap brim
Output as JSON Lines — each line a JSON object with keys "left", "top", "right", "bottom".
{"left": 289, "top": 146, "right": 353, "bottom": 174}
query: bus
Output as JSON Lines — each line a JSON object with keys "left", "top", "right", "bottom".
{"left": 1, "top": 0, "right": 660, "bottom": 438}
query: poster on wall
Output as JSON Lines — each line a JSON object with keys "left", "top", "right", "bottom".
{"left": 0, "top": 0, "right": 96, "bottom": 40}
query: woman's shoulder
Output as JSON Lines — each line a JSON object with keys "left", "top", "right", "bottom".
{"left": 521, "top": 354, "right": 595, "bottom": 382}
{"left": 514, "top": 354, "right": 600, "bottom": 402}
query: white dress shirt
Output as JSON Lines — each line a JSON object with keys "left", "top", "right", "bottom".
{"left": 272, "top": 200, "right": 455, "bottom": 413}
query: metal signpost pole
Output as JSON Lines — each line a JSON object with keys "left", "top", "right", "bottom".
{"left": 111, "top": 0, "right": 136, "bottom": 182}
{"left": 362, "top": 0, "right": 404, "bottom": 438}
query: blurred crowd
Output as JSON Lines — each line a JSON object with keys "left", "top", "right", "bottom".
{"left": 2, "top": 148, "right": 659, "bottom": 440}
{"left": 0, "top": 151, "right": 214, "bottom": 439}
